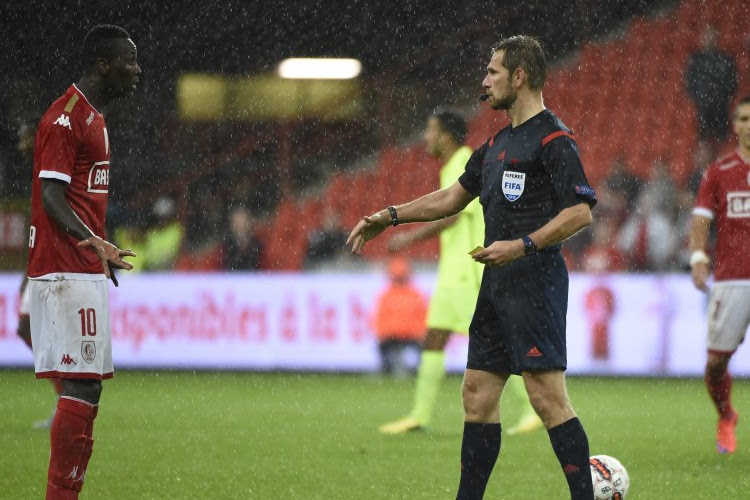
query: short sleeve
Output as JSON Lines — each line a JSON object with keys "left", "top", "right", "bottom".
{"left": 693, "top": 166, "right": 716, "bottom": 219}
{"left": 540, "top": 134, "right": 597, "bottom": 209}
{"left": 458, "top": 143, "right": 488, "bottom": 197}
{"left": 37, "top": 115, "right": 78, "bottom": 184}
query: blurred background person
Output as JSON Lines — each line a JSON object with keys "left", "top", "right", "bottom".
{"left": 371, "top": 256, "right": 426, "bottom": 376}
{"left": 684, "top": 24, "right": 738, "bottom": 156}
{"left": 223, "top": 204, "right": 263, "bottom": 270}
{"left": 143, "top": 195, "right": 184, "bottom": 271}
{"left": 304, "top": 205, "right": 350, "bottom": 269}
{"left": 616, "top": 162, "right": 679, "bottom": 271}
{"left": 580, "top": 207, "right": 626, "bottom": 273}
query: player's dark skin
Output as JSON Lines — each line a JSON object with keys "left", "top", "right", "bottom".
{"left": 40, "top": 37, "right": 141, "bottom": 405}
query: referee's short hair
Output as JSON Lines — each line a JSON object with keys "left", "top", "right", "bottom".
{"left": 81, "top": 24, "right": 132, "bottom": 70}
{"left": 491, "top": 35, "right": 546, "bottom": 91}
{"left": 432, "top": 108, "right": 467, "bottom": 145}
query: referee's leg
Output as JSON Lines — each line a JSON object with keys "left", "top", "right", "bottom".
{"left": 524, "top": 370, "right": 593, "bottom": 500}
{"left": 455, "top": 369, "right": 506, "bottom": 500}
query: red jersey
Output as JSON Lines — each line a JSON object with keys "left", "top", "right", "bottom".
{"left": 27, "top": 85, "right": 110, "bottom": 280}
{"left": 693, "top": 151, "right": 750, "bottom": 281}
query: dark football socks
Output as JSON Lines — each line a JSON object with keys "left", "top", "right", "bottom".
{"left": 455, "top": 422, "right": 501, "bottom": 500}
{"left": 548, "top": 417, "right": 594, "bottom": 500}
{"left": 705, "top": 366, "right": 735, "bottom": 419}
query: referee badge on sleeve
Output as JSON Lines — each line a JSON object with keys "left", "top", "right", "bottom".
{"left": 502, "top": 170, "right": 526, "bottom": 202}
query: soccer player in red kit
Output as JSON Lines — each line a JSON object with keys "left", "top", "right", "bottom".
{"left": 690, "top": 94, "right": 750, "bottom": 455}
{"left": 27, "top": 25, "right": 140, "bottom": 498}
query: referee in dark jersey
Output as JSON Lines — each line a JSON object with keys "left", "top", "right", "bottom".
{"left": 348, "top": 35, "right": 597, "bottom": 500}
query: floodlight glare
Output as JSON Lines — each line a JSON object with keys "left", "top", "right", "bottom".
{"left": 278, "top": 58, "right": 362, "bottom": 79}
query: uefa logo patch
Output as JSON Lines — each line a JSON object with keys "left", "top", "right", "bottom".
{"left": 502, "top": 170, "right": 525, "bottom": 202}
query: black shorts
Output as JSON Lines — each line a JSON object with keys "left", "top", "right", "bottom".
{"left": 466, "top": 251, "right": 568, "bottom": 375}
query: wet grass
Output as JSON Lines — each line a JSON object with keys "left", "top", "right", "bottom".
{"left": 2, "top": 370, "right": 750, "bottom": 499}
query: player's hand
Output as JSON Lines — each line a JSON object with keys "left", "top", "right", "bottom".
{"left": 347, "top": 212, "right": 389, "bottom": 254}
{"left": 78, "top": 236, "right": 136, "bottom": 284}
{"left": 691, "top": 262, "right": 710, "bottom": 292}
{"left": 387, "top": 232, "right": 412, "bottom": 253}
{"left": 471, "top": 239, "right": 524, "bottom": 267}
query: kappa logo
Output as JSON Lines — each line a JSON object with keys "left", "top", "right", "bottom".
{"left": 502, "top": 170, "right": 525, "bottom": 202}
{"left": 53, "top": 114, "right": 72, "bottom": 130}
{"left": 65, "top": 465, "right": 85, "bottom": 483}
{"left": 526, "top": 346, "right": 542, "bottom": 357}
{"left": 60, "top": 354, "right": 77, "bottom": 365}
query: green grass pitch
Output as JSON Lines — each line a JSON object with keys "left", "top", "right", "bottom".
{"left": 3, "top": 369, "right": 750, "bottom": 499}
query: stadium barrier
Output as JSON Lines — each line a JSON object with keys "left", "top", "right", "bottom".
{"left": 0, "top": 272, "right": 747, "bottom": 377}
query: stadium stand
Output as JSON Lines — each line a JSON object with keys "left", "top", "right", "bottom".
{"left": 254, "top": 0, "right": 748, "bottom": 269}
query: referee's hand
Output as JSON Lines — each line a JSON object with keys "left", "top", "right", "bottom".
{"left": 471, "top": 239, "right": 524, "bottom": 267}
{"left": 347, "top": 212, "right": 389, "bottom": 254}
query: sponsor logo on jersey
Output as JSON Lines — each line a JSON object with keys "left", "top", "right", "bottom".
{"left": 87, "top": 161, "right": 110, "bottom": 194}
{"left": 81, "top": 341, "right": 96, "bottom": 364}
{"left": 727, "top": 191, "right": 750, "bottom": 218}
{"left": 86, "top": 111, "right": 95, "bottom": 126}
{"left": 53, "top": 114, "right": 72, "bottom": 130}
{"left": 60, "top": 354, "right": 77, "bottom": 365}
{"left": 502, "top": 170, "right": 525, "bottom": 202}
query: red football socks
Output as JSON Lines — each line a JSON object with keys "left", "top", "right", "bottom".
{"left": 51, "top": 378, "right": 64, "bottom": 396}
{"left": 46, "top": 397, "right": 98, "bottom": 500}
{"left": 705, "top": 367, "right": 734, "bottom": 419}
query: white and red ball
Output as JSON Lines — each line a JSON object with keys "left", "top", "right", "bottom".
{"left": 590, "top": 454, "right": 630, "bottom": 499}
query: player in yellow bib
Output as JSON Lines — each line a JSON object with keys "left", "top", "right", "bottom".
{"left": 380, "top": 108, "right": 541, "bottom": 435}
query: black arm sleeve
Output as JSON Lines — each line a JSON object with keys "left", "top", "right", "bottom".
{"left": 457, "top": 142, "right": 488, "bottom": 197}
{"left": 540, "top": 136, "right": 597, "bottom": 209}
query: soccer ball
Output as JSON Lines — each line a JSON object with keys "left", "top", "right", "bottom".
{"left": 590, "top": 455, "right": 630, "bottom": 499}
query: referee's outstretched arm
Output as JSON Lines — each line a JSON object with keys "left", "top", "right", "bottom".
{"left": 347, "top": 181, "right": 474, "bottom": 254}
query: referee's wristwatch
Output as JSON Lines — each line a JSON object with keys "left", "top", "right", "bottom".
{"left": 522, "top": 235, "right": 537, "bottom": 256}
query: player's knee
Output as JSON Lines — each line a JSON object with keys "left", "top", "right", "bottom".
{"left": 706, "top": 355, "right": 730, "bottom": 375}
{"left": 526, "top": 385, "right": 568, "bottom": 422}
{"left": 461, "top": 379, "right": 494, "bottom": 420}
